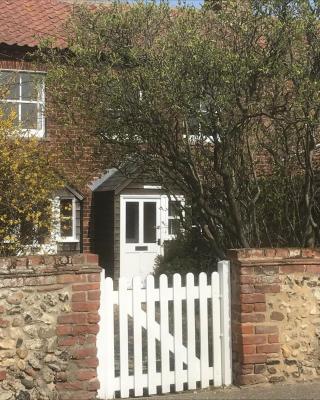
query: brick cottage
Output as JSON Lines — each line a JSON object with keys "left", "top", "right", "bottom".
{"left": 0, "top": 0, "right": 184, "bottom": 282}
{"left": 1, "top": 2, "right": 320, "bottom": 399}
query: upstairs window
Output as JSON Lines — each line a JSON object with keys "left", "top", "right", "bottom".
{"left": 184, "top": 97, "right": 216, "bottom": 144}
{"left": 0, "top": 70, "right": 45, "bottom": 137}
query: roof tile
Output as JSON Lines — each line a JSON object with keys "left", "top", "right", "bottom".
{"left": 0, "top": 0, "right": 73, "bottom": 48}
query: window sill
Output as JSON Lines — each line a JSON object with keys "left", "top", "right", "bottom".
{"left": 21, "top": 129, "right": 46, "bottom": 138}
{"left": 56, "top": 238, "right": 79, "bottom": 243}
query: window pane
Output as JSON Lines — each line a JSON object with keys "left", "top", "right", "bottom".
{"left": 38, "top": 104, "right": 44, "bottom": 131}
{"left": 126, "top": 202, "right": 139, "bottom": 243}
{"left": 60, "top": 199, "right": 73, "bottom": 238}
{"left": 0, "top": 71, "right": 19, "bottom": 100}
{"left": 21, "top": 103, "right": 37, "bottom": 129}
{"left": 144, "top": 202, "right": 156, "bottom": 243}
{"left": 169, "top": 219, "right": 180, "bottom": 236}
{"left": 168, "top": 200, "right": 181, "bottom": 217}
{"left": 20, "top": 219, "right": 34, "bottom": 245}
{"left": 21, "top": 73, "right": 39, "bottom": 101}
{"left": 2, "top": 103, "right": 18, "bottom": 124}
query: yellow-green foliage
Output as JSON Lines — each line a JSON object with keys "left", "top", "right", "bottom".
{"left": 0, "top": 107, "right": 62, "bottom": 256}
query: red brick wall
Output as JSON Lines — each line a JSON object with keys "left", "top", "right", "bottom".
{"left": 0, "top": 253, "right": 101, "bottom": 400}
{"left": 0, "top": 44, "right": 107, "bottom": 253}
{"left": 229, "top": 248, "right": 320, "bottom": 385}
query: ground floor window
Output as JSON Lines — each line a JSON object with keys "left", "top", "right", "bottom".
{"left": 58, "top": 197, "right": 80, "bottom": 242}
{"left": 52, "top": 191, "right": 81, "bottom": 244}
{"left": 60, "top": 198, "right": 74, "bottom": 239}
{"left": 168, "top": 199, "right": 182, "bottom": 237}
{"left": 167, "top": 196, "right": 184, "bottom": 239}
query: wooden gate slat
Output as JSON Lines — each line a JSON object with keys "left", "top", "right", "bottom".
{"left": 119, "top": 278, "right": 130, "bottom": 398}
{"left": 212, "top": 271, "right": 222, "bottom": 387}
{"left": 132, "top": 276, "right": 143, "bottom": 396}
{"left": 146, "top": 275, "right": 157, "bottom": 395}
{"left": 97, "top": 272, "right": 115, "bottom": 399}
{"left": 186, "top": 273, "right": 197, "bottom": 390}
{"left": 160, "top": 274, "right": 170, "bottom": 394}
{"left": 218, "top": 260, "right": 232, "bottom": 386}
{"left": 173, "top": 273, "right": 184, "bottom": 392}
{"left": 199, "top": 272, "right": 210, "bottom": 388}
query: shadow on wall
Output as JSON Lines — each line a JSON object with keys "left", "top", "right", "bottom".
{"left": 92, "top": 191, "right": 115, "bottom": 277}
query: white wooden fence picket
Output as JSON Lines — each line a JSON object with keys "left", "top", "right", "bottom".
{"left": 97, "top": 261, "right": 232, "bottom": 399}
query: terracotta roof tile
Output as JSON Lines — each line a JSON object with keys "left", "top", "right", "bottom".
{"left": 0, "top": 0, "right": 73, "bottom": 48}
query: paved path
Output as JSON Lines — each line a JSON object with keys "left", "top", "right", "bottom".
{"left": 138, "top": 381, "right": 320, "bottom": 400}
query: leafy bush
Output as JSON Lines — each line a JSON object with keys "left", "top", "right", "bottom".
{"left": 154, "top": 229, "right": 217, "bottom": 278}
{"left": 0, "top": 107, "right": 62, "bottom": 256}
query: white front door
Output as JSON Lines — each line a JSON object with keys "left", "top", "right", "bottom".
{"left": 120, "top": 196, "right": 162, "bottom": 282}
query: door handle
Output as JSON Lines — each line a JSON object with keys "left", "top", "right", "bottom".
{"left": 157, "top": 239, "right": 161, "bottom": 246}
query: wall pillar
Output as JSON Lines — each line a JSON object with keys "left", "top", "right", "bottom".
{"left": 228, "top": 248, "right": 320, "bottom": 385}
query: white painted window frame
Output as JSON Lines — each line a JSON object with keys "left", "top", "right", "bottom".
{"left": 120, "top": 194, "right": 163, "bottom": 278}
{"left": 0, "top": 69, "right": 45, "bottom": 138}
{"left": 53, "top": 196, "right": 79, "bottom": 243}
{"left": 183, "top": 98, "right": 217, "bottom": 144}
{"left": 120, "top": 194, "right": 162, "bottom": 245}
{"left": 119, "top": 193, "right": 185, "bottom": 254}
{"left": 167, "top": 195, "right": 185, "bottom": 240}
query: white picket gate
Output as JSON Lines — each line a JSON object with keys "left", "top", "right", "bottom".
{"left": 97, "top": 261, "right": 232, "bottom": 399}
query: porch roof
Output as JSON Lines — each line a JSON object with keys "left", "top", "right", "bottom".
{"left": 89, "top": 168, "right": 132, "bottom": 193}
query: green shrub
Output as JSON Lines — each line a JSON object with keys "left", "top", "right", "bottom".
{"left": 154, "top": 229, "right": 217, "bottom": 278}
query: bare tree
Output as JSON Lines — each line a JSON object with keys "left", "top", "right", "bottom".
{"left": 39, "top": 0, "right": 320, "bottom": 257}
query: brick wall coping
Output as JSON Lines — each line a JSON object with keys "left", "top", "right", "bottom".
{"left": 227, "top": 248, "right": 320, "bottom": 266}
{"left": 0, "top": 253, "right": 101, "bottom": 277}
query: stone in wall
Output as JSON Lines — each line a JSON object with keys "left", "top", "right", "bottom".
{"left": 229, "top": 248, "right": 320, "bottom": 386}
{"left": 0, "top": 285, "right": 71, "bottom": 400}
{"left": 267, "top": 273, "right": 320, "bottom": 381}
{"left": 0, "top": 254, "right": 101, "bottom": 400}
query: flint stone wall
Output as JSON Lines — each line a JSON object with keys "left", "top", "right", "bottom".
{"left": 229, "top": 248, "right": 320, "bottom": 385}
{"left": 0, "top": 254, "right": 101, "bottom": 400}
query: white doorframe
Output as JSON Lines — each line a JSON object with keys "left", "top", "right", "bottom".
{"left": 119, "top": 193, "right": 185, "bottom": 280}
{"left": 120, "top": 194, "right": 163, "bottom": 280}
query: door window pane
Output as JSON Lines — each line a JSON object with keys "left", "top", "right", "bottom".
{"left": 126, "top": 202, "right": 139, "bottom": 243}
{"left": 144, "top": 202, "right": 156, "bottom": 243}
